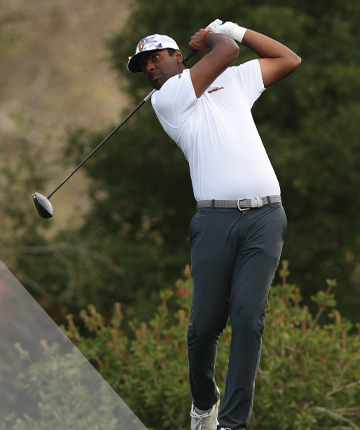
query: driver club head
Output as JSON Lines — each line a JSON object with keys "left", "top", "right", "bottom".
{"left": 32, "top": 192, "right": 54, "bottom": 218}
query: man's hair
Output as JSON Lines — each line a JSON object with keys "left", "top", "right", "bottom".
{"left": 167, "top": 48, "right": 176, "bottom": 56}
{"left": 167, "top": 48, "right": 187, "bottom": 68}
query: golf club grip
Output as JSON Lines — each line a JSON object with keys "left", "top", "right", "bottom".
{"left": 184, "top": 49, "right": 197, "bottom": 65}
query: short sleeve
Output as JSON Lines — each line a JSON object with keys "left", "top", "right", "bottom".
{"left": 232, "top": 59, "right": 265, "bottom": 108}
{"left": 151, "top": 69, "right": 198, "bottom": 128}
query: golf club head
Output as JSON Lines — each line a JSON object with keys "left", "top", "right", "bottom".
{"left": 32, "top": 192, "right": 54, "bottom": 218}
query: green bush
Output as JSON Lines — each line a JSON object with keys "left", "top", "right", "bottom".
{"left": 3, "top": 263, "right": 359, "bottom": 429}
{"left": 252, "top": 262, "right": 360, "bottom": 429}
{"left": 0, "top": 341, "right": 135, "bottom": 430}
{"left": 64, "top": 262, "right": 360, "bottom": 430}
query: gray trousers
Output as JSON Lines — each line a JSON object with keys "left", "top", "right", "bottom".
{"left": 187, "top": 201, "right": 287, "bottom": 430}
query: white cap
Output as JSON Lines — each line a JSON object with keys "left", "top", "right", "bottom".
{"left": 127, "top": 34, "right": 180, "bottom": 73}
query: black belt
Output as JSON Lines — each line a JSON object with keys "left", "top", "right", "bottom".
{"left": 196, "top": 195, "right": 282, "bottom": 211}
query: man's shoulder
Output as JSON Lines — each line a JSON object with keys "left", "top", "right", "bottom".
{"left": 151, "top": 68, "right": 197, "bottom": 128}
{"left": 152, "top": 69, "right": 194, "bottom": 108}
{"left": 226, "top": 60, "right": 261, "bottom": 78}
{"left": 162, "top": 69, "right": 191, "bottom": 90}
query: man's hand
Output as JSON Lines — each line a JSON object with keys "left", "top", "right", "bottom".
{"left": 189, "top": 29, "right": 212, "bottom": 56}
{"left": 206, "top": 19, "right": 248, "bottom": 43}
{"left": 206, "top": 19, "right": 223, "bottom": 32}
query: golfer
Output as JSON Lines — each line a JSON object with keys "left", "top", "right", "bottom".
{"left": 128, "top": 20, "right": 301, "bottom": 430}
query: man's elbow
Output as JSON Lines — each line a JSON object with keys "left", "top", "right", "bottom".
{"left": 290, "top": 53, "right": 302, "bottom": 72}
{"left": 224, "top": 38, "right": 240, "bottom": 62}
{"left": 233, "top": 43, "right": 240, "bottom": 61}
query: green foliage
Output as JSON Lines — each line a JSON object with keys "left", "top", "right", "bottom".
{"left": 59, "top": 263, "right": 360, "bottom": 430}
{"left": 2, "top": 263, "right": 360, "bottom": 428}
{"left": 64, "top": 269, "right": 196, "bottom": 430}
{"left": 0, "top": 341, "right": 132, "bottom": 430}
{"left": 252, "top": 264, "right": 360, "bottom": 428}
{"left": 59, "top": 0, "right": 360, "bottom": 325}
{"left": 0, "top": 140, "right": 51, "bottom": 243}
{"left": 0, "top": 139, "right": 57, "bottom": 318}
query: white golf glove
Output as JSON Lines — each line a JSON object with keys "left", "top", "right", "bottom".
{"left": 206, "top": 19, "right": 248, "bottom": 43}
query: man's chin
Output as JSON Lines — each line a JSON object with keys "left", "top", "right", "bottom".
{"left": 150, "top": 76, "right": 169, "bottom": 90}
{"left": 151, "top": 82, "right": 163, "bottom": 90}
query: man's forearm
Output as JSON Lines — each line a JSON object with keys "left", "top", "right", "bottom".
{"left": 242, "top": 29, "right": 299, "bottom": 62}
{"left": 188, "top": 30, "right": 239, "bottom": 98}
{"left": 242, "top": 29, "right": 301, "bottom": 87}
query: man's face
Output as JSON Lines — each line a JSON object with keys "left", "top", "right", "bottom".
{"left": 139, "top": 49, "right": 184, "bottom": 90}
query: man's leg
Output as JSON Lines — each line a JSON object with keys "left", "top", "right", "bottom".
{"left": 218, "top": 203, "right": 287, "bottom": 430}
{"left": 188, "top": 207, "right": 240, "bottom": 411}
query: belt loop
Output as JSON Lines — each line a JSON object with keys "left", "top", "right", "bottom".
{"left": 211, "top": 199, "right": 215, "bottom": 210}
{"left": 266, "top": 196, "right": 271, "bottom": 206}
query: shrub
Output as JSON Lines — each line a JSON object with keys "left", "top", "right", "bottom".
{"left": 65, "top": 262, "right": 360, "bottom": 429}
{"left": 2, "top": 262, "right": 360, "bottom": 429}
{"left": 252, "top": 262, "right": 360, "bottom": 429}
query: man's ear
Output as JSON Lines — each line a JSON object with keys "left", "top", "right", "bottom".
{"left": 175, "top": 49, "right": 184, "bottom": 64}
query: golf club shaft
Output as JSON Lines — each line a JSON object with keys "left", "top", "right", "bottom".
{"left": 47, "top": 49, "right": 197, "bottom": 200}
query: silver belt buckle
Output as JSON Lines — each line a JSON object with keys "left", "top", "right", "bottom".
{"left": 251, "top": 197, "right": 264, "bottom": 208}
{"left": 237, "top": 197, "right": 264, "bottom": 211}
{"left": 237, "top": 199, "right": 250, "bottom": 211}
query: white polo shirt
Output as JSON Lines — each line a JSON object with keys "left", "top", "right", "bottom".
{"left": 151, "top": 59, "right": 280, "bottom": 201}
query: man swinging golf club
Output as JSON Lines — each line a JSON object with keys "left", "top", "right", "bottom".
{"left": 128, "top": 20, "right": 301, "bottom": 430}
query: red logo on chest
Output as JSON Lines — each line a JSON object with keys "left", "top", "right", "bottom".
{"left": 208, "top": 86, "right": 224, "bottom": 94}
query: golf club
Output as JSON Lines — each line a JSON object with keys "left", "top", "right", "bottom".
{"left": 33, "top": 49, "right": 197, "bottom": 219}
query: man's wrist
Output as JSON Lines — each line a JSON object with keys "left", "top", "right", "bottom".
{"left": 204, "top": 20, "right": 248, "bottom": 44}
{"left": 203, "top": 29, "right": 214, "bottom": 47}
{"left": 232, "top": 24, "right": 248, "bottom": 43}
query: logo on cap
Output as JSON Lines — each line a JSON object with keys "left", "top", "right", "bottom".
{"left": 136, "top": 35, "right": 163, "bottom": 54}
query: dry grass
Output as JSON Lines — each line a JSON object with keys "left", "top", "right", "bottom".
{"left": 0, "top": 0, "right": 129, "bottom": 230}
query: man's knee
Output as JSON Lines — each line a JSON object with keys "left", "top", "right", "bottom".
{"left": 188, "top": 316, "right": 228, "bottom": 344}
{"left": 232, "top": 311, "right": 266, "bottom": 340}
